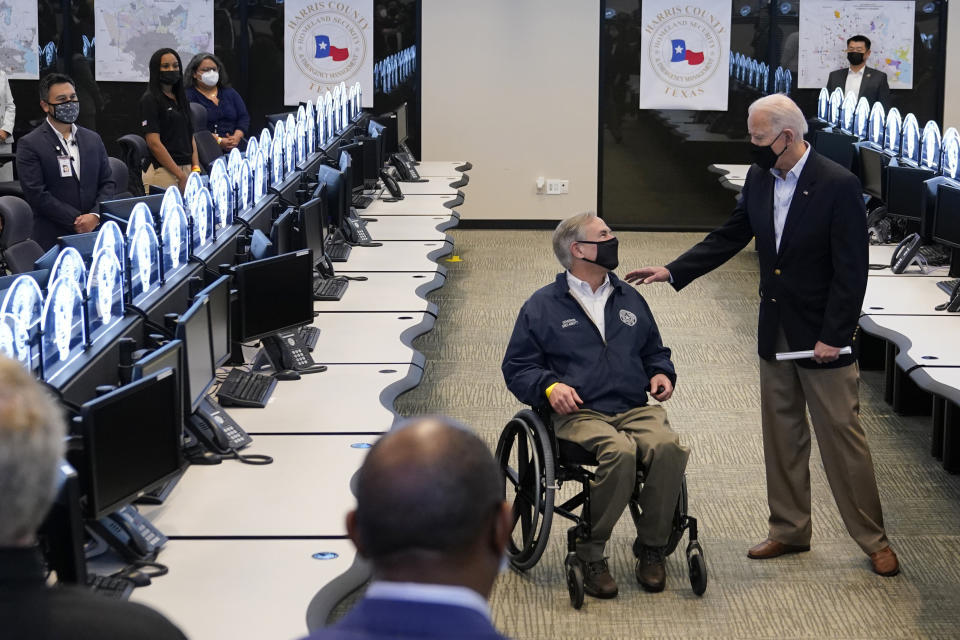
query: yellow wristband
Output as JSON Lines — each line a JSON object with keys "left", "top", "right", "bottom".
{"left": 191, "top": 165, "right": 202, "bottom": 173}
{"left": 215, "top": 135, "right": 222, "bottom": 144}
{"left": 545, "top": 382, "right": 559, "bottom": 399}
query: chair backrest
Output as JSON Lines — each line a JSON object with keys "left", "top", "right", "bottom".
{"left": 108, "top": 157, "right": 130, "bottom": 196}
{"left": 189, "top": 102, "right": 208, "bottom": 133}
{"left": 194, "top": 131, "right": 223, "bottom": 172}
{"left": 117, "top": 134, "right": 149, "bottom": 196}
{"left": 0, "top": 196, "right": 44, "bottom": 273}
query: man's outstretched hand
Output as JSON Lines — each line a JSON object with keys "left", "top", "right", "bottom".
{"left": 624, "top": 266, "right": 671, "bottom": 285}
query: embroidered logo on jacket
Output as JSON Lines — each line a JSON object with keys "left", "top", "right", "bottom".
{"left": 619, "top": 309, "right": 637, "bottom": 326}
{"left": 561, "top": 318, "right": 578, "bottom": 328}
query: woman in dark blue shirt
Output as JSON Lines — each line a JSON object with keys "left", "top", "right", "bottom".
{"left": 184, "top": 52, "right": 251, "bottom": 152}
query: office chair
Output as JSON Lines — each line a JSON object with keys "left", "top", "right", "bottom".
{"left": 0, "top": 196, "right": 44, "bottom": 274}
{"left": 108, "top": 157, "right": 131, "bottom": 199}
{"left": 117, "top": 134, "right": 150, "bottom": 196}
{"left": 189, "top": 102, "right": 208, "bottom": 133}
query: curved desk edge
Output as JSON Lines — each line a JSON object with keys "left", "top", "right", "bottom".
{"left": 910, "top": 367, "right": 960, "bottom": 406}
{"left": 414, "top": 271, "right": 447, "bottom": 300}
{"left": 399, "top": 313, "right": 437, "bottom": 370}
{"left": 858, "top": 316, "right": 919, "bottom": 371}
{"left": 449, "top": 174, "right": 469, "bottom": 189}
{"left": 304, "top": 541, "right": 371, "bottom": 632}
{"left": 379, "top": 366, "right": 425, "bottom": 425}
{"left": 427, "top": 242, "right": 454, "bottom": 263}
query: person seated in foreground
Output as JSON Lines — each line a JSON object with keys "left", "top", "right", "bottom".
{"left": 302, "top": 416, "right": 512, "bottom": 640}
{"left": 501, "top": 211, "right": 689, "bottom": 598}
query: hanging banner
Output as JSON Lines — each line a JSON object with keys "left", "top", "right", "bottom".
{"left": 638, "top": 1, "right": 732, "bottom": 110}
{"left": 284, "top": 0, "right": 374, "bottom": 107}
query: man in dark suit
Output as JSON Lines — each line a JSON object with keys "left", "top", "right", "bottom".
{"left": 16, "top": 72, "right": 114, "bottom": 250}
{"left": 625, "top": 94, "right": 899, "bottom": 577}
{"left": 826, "top": 35, "right": 890, "bottom": 107}
{"left": 0, "top": 356, "right": 187, "bottom": 639}
{"left": 302, "top": 416, "right": 511, "bottom": 640}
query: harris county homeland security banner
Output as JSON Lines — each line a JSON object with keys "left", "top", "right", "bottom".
{"left": 638, "top": 0, "right": 732, "bottom": 110}
{"left": 284, "top": 1, "right": 374, "bottom": 106}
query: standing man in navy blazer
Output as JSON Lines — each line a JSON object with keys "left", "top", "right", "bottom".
{"left": 16, "top": 73, "right": 114, "bottom": 250}
{"left": 302, "top": 416, "right": 512, "bottom": 640}
{"left": 826, "top": 35, "right": 891, "bottom": 107}
{"left": 626, "top": 95, "right": 899, "bottom": 577}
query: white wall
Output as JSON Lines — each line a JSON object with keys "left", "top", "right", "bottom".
{"left": 421, "top": 0, "right": 599, "bottom": 221}
{"left": 945, "top": 1, "right": 960, "bottom": 130}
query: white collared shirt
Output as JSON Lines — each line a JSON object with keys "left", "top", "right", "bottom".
{"left": 844, "top": 67, "right": 865, "bottom": 101}
{"left": 47, "top": 118, "right": 80, "bottom": 179}
{"left": 770, "top": 142, "right": 811, "bottom": 252}
{"left": 566, "top": 271, "right": 613, "bottom": 341}
{"left": 364, "top": 581, "right": 492, "bottom": 621}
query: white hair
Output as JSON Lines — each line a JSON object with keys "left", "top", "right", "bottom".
{"left": 552, "top": 211, "right": 598, "bottom": 269}
{"left": 748, "top": 94, "right": 809, "bottom": 138}
{"left": 0, "top": 356, "right": 66, "bottom": 544}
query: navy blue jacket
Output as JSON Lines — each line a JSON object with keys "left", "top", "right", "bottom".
{"left": 186, "top": 87, "right": 251, "bottom": 137}
{"left": 502, "top": 272, "right": 676, "bottom": 415}
{"left": 303, "top": 597, "right": 508, "bottom": 639}
{"left": 16, "top": 122, "right": 114, "bottom": 250}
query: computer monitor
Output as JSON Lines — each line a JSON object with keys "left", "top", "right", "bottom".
{"left": 887, "top": 166, "right": 936, "bottom": 225}
{"left": 174, "top": 295, "right": 215, "bottom": 414}
{"left": 78, "top": 368, "right": 183, "bottom": 519}
{"left": 933, "top": 181, "right": 960, "bottom": 250}
{"left": 233, "top": 250, "right": 314, "bottom": 342}
{"left": 99, "top": 194, "right": 164, "bottom": 225}
{"left": 813, "top": 130, "right": 858, "bottom": 170}
{"left": 57, "top": 232, "right": 98, "bottom": 262}
{"left": 340, "top": 146, "right": 364, "bottom": 193}
{"left": 132, "top": 339, "right": 184, "bottom": 432}
{"left": 34, "top": 245, "right": 60, "bottom": 274}
{"left": 195, "top": 275, "right": 231, "bottom": 369}
{"left": 396, "top": 102, "right": 409, "bottom": 145}
{"left": 299, "top": 194, "right": 327, "bottom": 260}
{"left": 271, "top": 172, "right": 301, "bottom": 207}
{"left": 37, "top": 460, "right": 87, "bottom": 584}
{"left": 918, "top": 172, "right": 947, "bottom": 240}
{"left": 859, "top": 146, "right": 887, "bottom": 200}
{"left": 270, "top": 207, "right": 297, "bottom": 256}
{"left": 317, "top": 164, "right": 347, "bottom": 230}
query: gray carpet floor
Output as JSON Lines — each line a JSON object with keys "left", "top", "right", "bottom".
{"left": 388, "top": 229, "right": 960, "bottom": 639}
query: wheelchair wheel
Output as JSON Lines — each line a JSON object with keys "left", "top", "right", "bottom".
{"left": 687, "top": 541, "right": 707, "bottom": 596}
{"left": 496, "top": 409, "right": 555, "bottom": 571}
{"left": 564, "top": 555, "right": 585, "bottom": 610}
{"left": 664, "top": 477, "right": 689, "bottom": 556}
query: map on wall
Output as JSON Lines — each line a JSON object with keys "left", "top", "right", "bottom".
{"left": 0, "top": 0, "right": 39, "bottom": 78}
{"left": 798, "top": 0, "right": 915, "bottom": 89}
{"left": 94, "top": 0, "right": 214, "bottom": 82}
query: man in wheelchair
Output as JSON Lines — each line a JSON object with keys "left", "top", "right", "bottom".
{"left": 501, "top": 211, "right": 689, "bottom": 598}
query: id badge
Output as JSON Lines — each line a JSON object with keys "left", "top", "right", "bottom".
{"left": 58, "top": 155, "right": 72, "bottom": 177}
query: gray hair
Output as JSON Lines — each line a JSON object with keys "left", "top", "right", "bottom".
{"left": 748, "top": 94, "right": 808, "bottom": 138}
{"left": 553, "top": 211, "right": 598, "bottom": 269}
{"left": 0, "top": 356, "right": 66, "bottom": 545}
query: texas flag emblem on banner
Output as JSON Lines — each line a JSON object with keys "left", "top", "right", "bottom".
{"left": 670, "top": 39, "right": 704, "bottom": 65}
{"left": 315, "top": 35, "right": 349, "bottom": 61}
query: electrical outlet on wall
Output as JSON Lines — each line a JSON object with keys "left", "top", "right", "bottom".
{"left": 546, "top": 179, "right": 569, "bottom": 195}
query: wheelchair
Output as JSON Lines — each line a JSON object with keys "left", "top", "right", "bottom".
{"left": 495, "top": 407, "right": 707, "bottom": 609}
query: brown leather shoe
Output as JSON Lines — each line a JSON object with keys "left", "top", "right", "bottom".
{"left": 747, "top": 538, "right": 810, "bottom": 559}
{"left": 583, "top": 558, "right": 618, "bottom": 599}
{"left": 635, "top": 545, "right": 666, "bottom": 592}
{"left": 869, "top": 546, "right": 900, "bottom": 576}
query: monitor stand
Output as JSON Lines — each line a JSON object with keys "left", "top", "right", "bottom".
{"left": 950, "top": 248, "right": 960, "bottom": 278}
{"left": 135, "top": 466, "right": 186, "bottom": 505}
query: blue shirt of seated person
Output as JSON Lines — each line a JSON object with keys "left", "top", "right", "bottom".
{"left": 185, "top": 52, "right": 250, "bottom": 152}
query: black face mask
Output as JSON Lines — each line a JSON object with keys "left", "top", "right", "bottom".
{"left": 847, "top": 51, "right": 865, "bottom": 66}
{"left": 577, "top": 237, "right": 619, "bottom": 271}
{"left": 750, "top": 130, "right": 787, "bottom": 171}
{"left": 159, "top": 70, "right": 182, "bottom": 86}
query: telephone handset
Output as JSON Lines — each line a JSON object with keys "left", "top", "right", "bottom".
{"left": 390, "top": 154, "right": 422, "bottom": 181}
{"left": 316, "top": 253, "right": 335, "bottom": 279}
{"left": 890, "top": 233, "right": 923, "bottom": 274}
{"left": 188, "top": 395, "right": 253, "bottom": 454}
{"left": 344, "top": 217, "right": 373, "bottom": 243}
{"left": 88, "top": 504, "right": 167, "bottom": 562}
{"left": 261, "top": 329, "right": 327, "bottom": 374}
{"left": 380, "top": 169, "right": 403, "bottom": 200}
{"left": 937, "top": 279, "right": 960, "bottom": 312}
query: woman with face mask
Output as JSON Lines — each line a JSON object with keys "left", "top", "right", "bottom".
{"left": 185, "top": 52, "right": 250, "bottom": 152}
{"left": 140, "top": 48, "right": 200, "bottom": 193}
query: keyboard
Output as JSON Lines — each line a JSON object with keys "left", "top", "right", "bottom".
{"left": 299, "top": 325, "right": 320, "bottom": 351}
{"left": 86, "top": 574, "right": 134, "bottom": 600}
{"left": 217, "top": 369, "right": 278, "bottom": 408}
{"left": 919, "top": 244, "right": 950, "bottom": 266}
{"left": 352, "top": 194, "right": 373, "bottom": 209}
{"left": 326, "top": 240, "right": 351, "bottom": 262}
{"left": 937, "top": 279, "right": 959, "bottom": 295}
{"left": 314, "top": 276, "right": 349, "bottom": 301}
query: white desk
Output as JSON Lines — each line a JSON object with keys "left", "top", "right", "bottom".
{"left": 231, "top": 363, "right": 419, "bottom": 434}
{"left": 416, "top": 160, "right": 471, "bottom": 176}
{"left": 867, "top": 244, "right": 952, "bottom": 277}
{"left": 132, "top": 539, "right": 366, "bottom": 640}
{"left": 861, "top": 276, "right": 952, "bottom": 316}
{"left": 140, "top": 435, "right": 373, "bottom": 537}
{"left": 336, "top": 241, "right": 452, "bottom": 273}
{"left": 311, "top": 311, "right": 433, "bottom": 366}
{"left": 364, "top": 214, "right": 455, "bottom": 240}
{"left": 396, "top": 176, "right": 461, "bottom": 195}
{"left": 857, "top": 315, "right": 960, "bottom": 369}
{"left": 708, "top": 163, "right": 750, "bottom": 181}
{"left": 315, "top": 272, "right": 444, "bottom": 315}
{"left": 364, "top": 194, "right": 462, "bottom": 216}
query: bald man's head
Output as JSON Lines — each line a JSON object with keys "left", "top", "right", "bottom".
{"left": 352, "top": 416, "right": 502, "bottom": 564}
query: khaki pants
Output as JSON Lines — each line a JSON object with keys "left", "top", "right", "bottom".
{"left": 554, "top": 405, "right": 689, "bottom": 561}
{"left": 142, "top": 164, "right": 191, "bottom": 191}
{"left": 757, "top": 328, "right": 889, "bottom": 554}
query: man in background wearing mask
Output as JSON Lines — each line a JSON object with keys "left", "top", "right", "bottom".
{"left": 502, "top": 211, "right": 687, "bottom": 598}
{"left": 16, "top": 73, "right": 115, "bottom": 250}
{"left": 625, "top": 94, "right": 899, "bottom": 577}
{"left": 826, "top": 35, "right": 890, "bottom": 107}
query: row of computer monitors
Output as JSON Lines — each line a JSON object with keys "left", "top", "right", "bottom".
{"left": 817, "top": 86, "right": 959, "bottom": 179}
